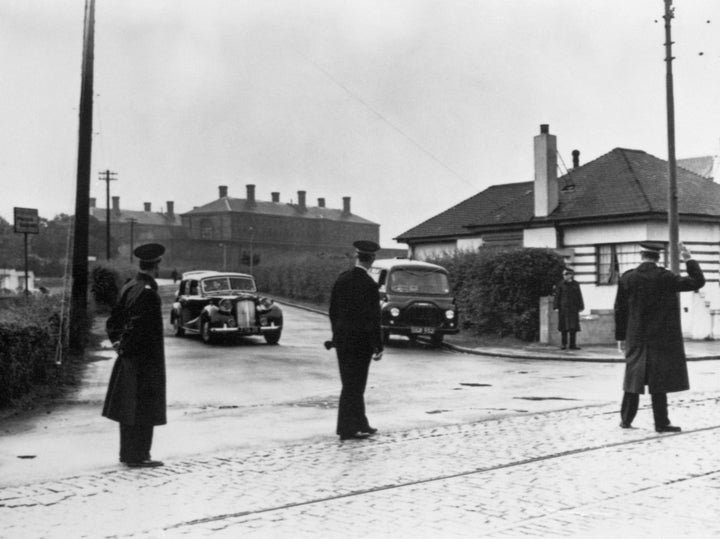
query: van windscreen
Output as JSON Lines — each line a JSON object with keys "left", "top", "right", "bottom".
{"left": 388, "top": 269, "right": 449, "bottom": 294}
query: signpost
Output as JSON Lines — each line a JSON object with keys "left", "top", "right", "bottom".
{"left": 14, "top": 207, "right": 39, "bottom": 295}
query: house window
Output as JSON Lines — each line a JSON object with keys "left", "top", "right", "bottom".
{"left": 200, "top": 219, "right": 213, "bottom": 240}
{"left": 596, "top": 243, "right": 647, "bottom": 284}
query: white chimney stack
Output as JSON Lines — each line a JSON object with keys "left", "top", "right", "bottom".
{"left": 533, "top": 124, "right": 558, "bottom": 217}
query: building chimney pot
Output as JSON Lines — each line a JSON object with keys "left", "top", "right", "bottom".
{"left": 144, "top": 202, "right": 152, "bottom": 212}
{"left": 219, "top": 185, "right": 228, "bottom": 198}
{"left": 271, "top": 192, "right": 280, "bottom": 203}
{"left": 572, "top": 149, "right": 580, "bottom": 168}
{"left": 112, "top": 196, "right": 120, "bottom": 212}
{"left": 342, "top": 196, "right": 351, "bottom": 215}
{"left": 167, "top": 201, "right": 174, "bottom": 217}
{"left": 318, "top": 197, "right": 325, "bottom": 208}
{"left": 246, "top": 184, "right": 256, "bottom": 207}
{"left": 89, "top": 197, "right": 96, "bottom": 208}
{"left": 533, "top": 125, "right": 558, "bottom": 218}
{"left": 298, "top": 190, "right": 306, "bottom": 212}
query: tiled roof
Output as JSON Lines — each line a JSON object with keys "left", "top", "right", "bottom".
{"left": 396, "top": 148, "right": 720, "bottom": 242}
{"left": 91, "top": 208, "right": 182, "bottom": 226}
{"left": 394, "top": 182, "right": 533, "bottom": 241}
{"left": 678, "top": 155, "right": 714, "bottom": 180}
{"left": 183, "top": 198, "right": 377, "bottom": 225}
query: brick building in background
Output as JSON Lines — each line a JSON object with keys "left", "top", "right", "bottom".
{"left": 90, "top": 184, "right": 385, "bottom": 270}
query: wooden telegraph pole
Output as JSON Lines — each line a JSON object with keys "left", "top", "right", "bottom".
{"left": 664, "top": 0, "right": 680, "bottom": 273}
{"left": 99, "top": 169, "right": 117, "bottom": 260}
{"left": 69, "top": 0, "right": 96, "bottom": 351}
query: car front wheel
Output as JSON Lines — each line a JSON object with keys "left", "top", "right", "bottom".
{"left": 201, "top": 318, "right": 214, "bottom": 344}
{"left": 173, "top": 315, "right": 185, "bottom": 337}
{"left": 264, "top": 329, "right": 281, "bottom": 345}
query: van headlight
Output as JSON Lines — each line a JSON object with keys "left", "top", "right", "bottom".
{"left": 445, "top": 310, "right": 455, "bottom": 320}
{"left": 390, "top": 307, "right": 400, "bottom": 317}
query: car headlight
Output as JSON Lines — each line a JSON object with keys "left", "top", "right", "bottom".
{"left": 445, "top": 310, "right": 455, "bottom": 320}
{"left": 390, "top": 307, "right": 400, "bottom": 317}
{"left": 257, "top": 297, "right": 273, "bottom": 312}
{"left": 218, "top": 299, "right": 233, "bottom": 313}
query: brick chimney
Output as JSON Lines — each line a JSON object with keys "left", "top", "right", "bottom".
{"left": 298, "top": 190, "right": 306, "bottom": 212}
{"left": 318, "top": 197, "right": 325, "bottom": 208}
{"left": 166, "top": 201, "right": 174, "bottom": 217}
{"left": 342, "top": 196, "right": 351, "bottom": 216}
{"left": 112, "top": 196, "right": 120, "bottom": 213}
{"left": 533, "top": 124, "right": 558, "bottom": 218}
{"left": 572, "top": 149, "right": 580, "bottom": 169}
{"left": 219, "top": 185, "right": 228, "bottom": 198}
{"left": 246, "top": 184, "right": 256, "bottom": 208}
{"left": 144, "top": 202, "right": 152, "bottom": 212}
{"left": 271, "top": 192, "right": 280, "bottom": 203}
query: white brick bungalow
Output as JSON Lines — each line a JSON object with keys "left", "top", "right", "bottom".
{"left": 395, "top": 125, "right": 720, "bottom": 341}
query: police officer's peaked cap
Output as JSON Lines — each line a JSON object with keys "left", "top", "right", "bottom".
{"left": 639, "top": 241, "right": 665, "bottom": 254}
{"left": 134, "top": 243, "right": 165, "bottom": 263}
{"left": 353, "top": 240, "right": 380, "bottom": 255}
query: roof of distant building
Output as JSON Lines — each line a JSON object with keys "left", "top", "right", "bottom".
{"left": 183, "top": 197, "right": 378, "bottom": 225}
{"left": 396, "top": 148, "right": 720, "bottom": 242}
{"left": 90, "top": 208, "right": 182, "bottom": 226}
{"left": 678, "top": 155, "right": 714, "bottom": 180}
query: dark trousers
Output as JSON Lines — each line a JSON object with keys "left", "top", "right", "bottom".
{"left": 119, "top": 423, "right": 154, "bottom": 463}
{"left": 561, "top": 331, "right": 577, "bottom": 347}
{"left": 620, "top": 392, "right": 669, "bottom": 428}
{"left": 336, "top": 349, "right": 372, "bottom": 436}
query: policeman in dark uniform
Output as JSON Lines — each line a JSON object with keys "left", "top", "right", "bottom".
{"left": 103, "top": 243, "right": 167, "bottom": 467}
{"left": 615, "top": 241, "right": 704, "bottom": 433}
{"left": 329, "top": 240, "right": 383, "bottom": 440}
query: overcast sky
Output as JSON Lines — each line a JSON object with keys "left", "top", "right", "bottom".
{"left": 1, "top": 0, "right": 719, "bottom": 247}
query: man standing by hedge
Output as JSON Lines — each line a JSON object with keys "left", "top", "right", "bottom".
{"left": 554, "top": 268, "right": 584, "bottom": 350}
{"left": 102, "top": 243, "right": 167, "bottom": 467}
{"left": 615, "top": 242, "right": 704, "bottom": 433}
{"left": 329, "top": 240, "right": 383, "bottom": 441}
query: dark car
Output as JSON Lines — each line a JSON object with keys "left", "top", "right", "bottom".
{"left": 169, "top": 271, "right": 283, "bottom": 344}
{"left": 368, "top": 259, "right": 458, "bottom": 346}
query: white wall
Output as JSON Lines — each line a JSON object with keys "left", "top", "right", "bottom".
{"left": 523, "top": 227, "right": 557, "bottom": 248}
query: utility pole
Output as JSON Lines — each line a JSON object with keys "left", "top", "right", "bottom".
{"left": 127, "top": 217, "right": 137, "bottom": 263}
{"left": 69, "top": 0, "right": 96, "bottom": 352}
{"left": 664, "top": 0, "right": 680, "bottom": 273}
{"left": 98, "top": 169, "right": 117, "bottom": 260}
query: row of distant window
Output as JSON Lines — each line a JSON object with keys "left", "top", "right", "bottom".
{"left": 596, "top": 244, "right": 668, "bottom": 285}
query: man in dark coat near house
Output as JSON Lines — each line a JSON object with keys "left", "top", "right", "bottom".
{"left": 553, "top": 268, "right": 584, "bottom": 350}
{"left": 103, "top": 243, "right": 167, "bottom": 467}
{"left": 614, "top": 241, "right": 704, "bottom": 433}
{"left": 329, "top": 240, "right": 384, "bottom": 441}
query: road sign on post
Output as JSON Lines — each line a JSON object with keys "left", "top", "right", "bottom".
{"left": 14, "top": 207, "right": 39, "bottom": 234}
{"left": 14, "top": 207, "right": 39, "bottom": 296}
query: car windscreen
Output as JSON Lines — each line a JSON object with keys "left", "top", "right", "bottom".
{"left": 388, "top": 268, "right": 450, "bottom": 295}
{"left": 202, "top": 276, "right": 256, "bottom": 294}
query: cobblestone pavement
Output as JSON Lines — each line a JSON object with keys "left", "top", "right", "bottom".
{"left": 2, "top": 391, "right": 719, "bottom": 538}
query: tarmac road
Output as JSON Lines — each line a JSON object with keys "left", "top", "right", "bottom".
{"left": 2, "top": 296, "right": 720, "bottom": 537}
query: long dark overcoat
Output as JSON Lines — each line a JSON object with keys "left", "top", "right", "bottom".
{"left": 553, "top": 279, "right": 584, "bottom": 332}
{"left": 614, "top": 259, "right": 704, "bottom": 394}
{"left": 102, "top": 273, "right": 167, "bottom": 426}
{"left": 329, "top": 266, "right": 383, "bottom": 435}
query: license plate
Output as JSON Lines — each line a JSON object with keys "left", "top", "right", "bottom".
{"left": 411, "top": 327, "right": 435, "bottom": 335}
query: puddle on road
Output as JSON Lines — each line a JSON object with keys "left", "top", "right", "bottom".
{"left": 289, "top": 399, "right": 337, "bottom": 409}
{"left": 426, "top": 409, "right": 451, "bottom": 414}
{"left": 458, "top": 382, "right": 492, "bottom": 387}
{"left": 513, "top": 396, "right": 579, "bottom": 401}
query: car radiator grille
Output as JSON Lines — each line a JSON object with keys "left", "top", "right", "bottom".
{"left": 404, "top": 303, "right": 443, "bottom": 326}
{"left": 236, "top": 300, "right": 256, "bottom": 327}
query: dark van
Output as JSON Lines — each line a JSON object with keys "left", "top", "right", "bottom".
{"left": 368, "top": 259, "right": 459, "bottom": 346}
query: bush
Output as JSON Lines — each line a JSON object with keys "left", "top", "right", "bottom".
{"left": 428, "top": 248, "right": 564, "bottom": 341}
{"left": 248, "top": 253, "right": 351, "bottom": 306}
{"left": 0, "top": 295, "right": 66, "bottom": 407}
{"left": 90, "top": 260, "right": 136, "bottom": 310}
